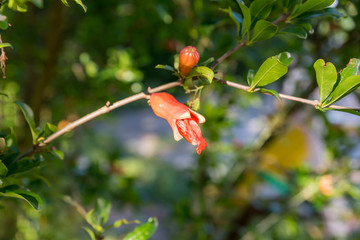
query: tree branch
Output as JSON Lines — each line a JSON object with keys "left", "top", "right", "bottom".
{"left": 15, "top": 81, "right": 182, "bottom": 161}
{"left": 215, "top": 78, "right": 360, "bottom": 111}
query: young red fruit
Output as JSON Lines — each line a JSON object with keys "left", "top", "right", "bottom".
{"left": 148, "top": 92, "right": 207, "bottom": 154}
{"left": 179, "top": 46, "right": 200, "bottom": 77}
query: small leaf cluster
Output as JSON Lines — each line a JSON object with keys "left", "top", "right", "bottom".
{"left": 0, "top": 101, "right": 63, "bottom": 210}
{"left": 65, "top": 197, "right": 158, "bottom": 240}
{"left": 314, "top": 58, "right": 360, "bottom": 114}
{"left": 221, "top": 0, "right": 342, "bottom": 44}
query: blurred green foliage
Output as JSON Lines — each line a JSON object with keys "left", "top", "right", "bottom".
{"left": 1, "top": 0, "right": 360, "bottom": 239}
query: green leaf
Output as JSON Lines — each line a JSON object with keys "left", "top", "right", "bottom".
{"left": 250, "top": 56, "right": 288, "bottom": 90}
{"left": 325, "top": 108, "right": 360, "bottom": 117}
{"left": 199, "top": 57, "right": 214, "bottom": 67}
{"left": 44, "top": 123, "right": 58, "bottom": 138}
{"left": 339, "top": 58, "right": 360, "bottom": 84}
{"left": 155, "top": 64, "right": 176, "bottom": 72}
{"left": 113, "top": 219, "right": 140, "bottom": 228}
{"left": 123, "top": 217, "right": 158, "bottom": 240}
{"left": 85, "top": 209, "right": 104, "bottom": 233}
{"left": 29, "top": 0, "right": 43, "bottom": 8}
{"left": 280, "top": 25, "right": 308, "bottom": 39}
{"left": 237, "top": 1, "right": 251, "bottom": 38}
{"left": 0, "top": 190, "right": 43, "bottom": 210}
{"left": 83, "top": 227, "right": 96, "bottom": 240}
{"left": 247, "top": 69, "right": 255, "bottom": 86}
{"left": 255, "top": 88, "right": 281, "bottom": 101}
{"left": 15, "top": 101, "right": 37, "bottom": 143}
{"left": 94, "top": 198, "right": 111, "bottom": 226}
{"left": 7, "top": 156, "right": 44, "bottom": 176}
{"left": 8, "top": 0, "right": 28, "bottom": 12}
{"left": 74, "top": 0, "right": 87, "bottom": 12}
{"left": 276, "top": 52, "right": 293, "bottom": 66}
{"left": 249, "top": 20, "right": 278, "bottom": 43}
{"left": 0, "top": 92, "right": 9, "bottom": 98}
{"left": 60, "top": 0, "right": 70, "bottom": 7}
{"left": 0, "top": 43, "right": 12, "bottom": 49}
{"left": 291, "top": 0, "right": 335, "bottom": 18}
{"left": 313, "top": 59, "right": 338, "bottom": 104}
{"left": 325, "top": 75, "right": 360, "bottom": 106}
{"left": 0, "top": 19, "right": 9, "bottom": 30}
{"left": 249, "top": 0, "right": 274, "bottom": 22}
{"left": 186, "top": 66, "right": 214, "bottom": 84}
{"left": 0, "top": 160, "right": 8, "bottom": 178}
{"left": 294, "top": 7, "right": 343, "bottom": 21}
{"left": 41, "top": 150, "right": 64, "bottom": 161}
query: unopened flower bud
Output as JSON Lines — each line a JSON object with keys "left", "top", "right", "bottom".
{"left": 179, "top": 46, "right": 200, "bottom": 77}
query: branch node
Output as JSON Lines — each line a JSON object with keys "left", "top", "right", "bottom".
{"left": 105, "top": 101, "right": 111, "bottom": 107}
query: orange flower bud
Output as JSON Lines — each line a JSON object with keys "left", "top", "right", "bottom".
{"left": 179, "top": 46, "right": 200, "bottom": 77}
{"left": 149, "top": 92, "right": 207, "bottom": 154}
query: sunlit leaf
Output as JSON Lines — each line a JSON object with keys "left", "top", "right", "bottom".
{"left": 249, "top": 20, "right": 278, "bottom": 43}
{"left": 291, "top": 0, "right": 335, "bottom": 18}
{"left": 186, "top": 66, "right": 214, "bottom": 84}
{"left": 313, "top": 59, "right": 338, "bottom": 105}
{"left": 325, "top": 75, "right": 360, "bottom": 106}
{"left": 113, "top": 219, "right": 140, "bottom": 228}
{"left": 60, "top": 0, "right": 70, "bottom": 7}
{"left": 339, "top": 58, "right": 360, "bottom": 84}
{"left": 0, "top": 43, "right": 12, "bottom": 49}
{"left": 94, "top": 198, "right": 111, "bottom": 226}
{"left": 74, "top": 0, "right": 87, "bottom": 12}
{"left": 123, "top": 217, "right": 158, "bottom": 240}
{"left": 250, "top": 56, "right": 288, "bottom": 90}
{"left": 276, "top": 52, "right": 293, "bottom": 66}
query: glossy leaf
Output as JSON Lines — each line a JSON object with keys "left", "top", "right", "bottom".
{"left": 255, "top": 88, "right": 281, "bottom": 101}
{"left": 44, "top": 122, "right": 58, "bottom": 138}
{"left": 276, "top": 52, "right": 293, "bottom": 66}
{"left": 295, "top": 7, "right": 343, "bottom": 21}
{"left": 0, "top": 160, "right": 8, "bottom": 178}
{"left": 7, "top": 156, "right": 44, "bottom": 176}
{"left": 0, "top": 190, "right": 43, "bottom": 210}
{"left": 15, "top": 101, "right": 37, "bottom": 142}
{"left": 325, "top": 75, "right": 360, "bottom": 106}
{"left": 250, "top": 20, "right": 278, "bottom": 43}
{"left": 313, "top": 59, "right": 337, "bottom": 104}
{"left": 60, "top": 0, "right": 70, "bottom": 7}
{"left": 238, "top": 1, "right": 251, "bottom": 38}
{"left": 250, "top": 56, "right": 288, "bottom": 90}
{"left": 186, "top": 66, "right": 214, "bottom": 84}
{"left": 74, "top": 0, "right": 87, "bottom": 12}
{"left": 291, "top": 0, "right": 335, "bottom": 18}
{"left": 249, "top": 0, "right": 274, "bottom": 22}
{"left": 123, "top": 217, "right": 158, "bottom": 240}
{"left": 155, "top": 64, "right": 176, "bottom": 72}
{"left": 280, "top": 26, "right": 307, "bottom": 39}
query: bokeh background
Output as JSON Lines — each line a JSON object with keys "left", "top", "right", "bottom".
{"left": 1, "top": 0, "right": 360, "bottom": 239}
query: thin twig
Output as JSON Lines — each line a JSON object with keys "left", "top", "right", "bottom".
{"left": 215, "top": 78, "right": 360, "bottom": 110}
{"left": 210, "top": 41, "right": 247, "bottom": 70}
{"left": 15, "top": 81, "right": 182, "bottom": 161}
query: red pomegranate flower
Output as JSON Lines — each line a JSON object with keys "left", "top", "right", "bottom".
{"left": 179, "top": 46, "right": 200, "bottom": 77}
{"left": 149, "top": 92, "right": 207, "bottom": 154}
